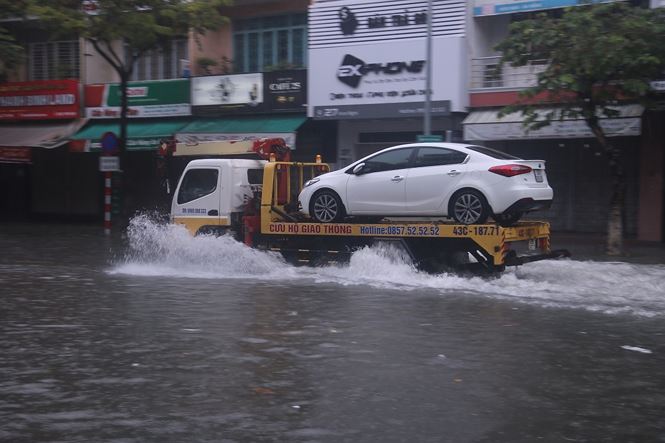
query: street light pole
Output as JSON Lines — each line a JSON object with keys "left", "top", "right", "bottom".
{"left": 424, "top": 0, "right": 433, "bottom": 136}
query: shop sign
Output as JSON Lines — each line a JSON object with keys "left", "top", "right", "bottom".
{"left": 0, "top": 80, "right": 79, "bottom": 120}
{"left": 473, "top": 0, "right": 617, "bottom": 16}
{"left": 464, "top": 117, "right": 641, "bottom": 140}
{"left": 0, "top": 146, "right": 32, "bottom": 163}
{"left": 85, "top": 79, "right": 191, "bottom": 118}
{"left": 308, "top": 37, "right": 467, "bottom": 118}
{"left": 191, "top": 73, "right": 265, "bottom": 115}
{"left": 89, "top": 137, "right": 162, "bottom": 151}
{"left": 309, "top": 0, "right": 464, "bottom": 49}
{"left": 314, "top": 101, "right": 450, "bottom": 120}
{"left": 264, "top": 70, "right": 307, "bottom": 112}
{"left": 650, "top": 80, "right": 665, "bottom": 91}
{"left": 176, "top": 132, "right": 296, "bottom": 148}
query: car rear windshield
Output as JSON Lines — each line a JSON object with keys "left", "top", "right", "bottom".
{"left": 466, "top": 145, "right": 520, "bottom": 160}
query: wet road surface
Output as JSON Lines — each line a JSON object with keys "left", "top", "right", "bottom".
{"left": 1, "top": 219, "right": 664, "bottom": 442}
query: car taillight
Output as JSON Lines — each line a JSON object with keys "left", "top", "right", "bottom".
{"left": 489, "top": 164, "right": 533, "bottom": 177}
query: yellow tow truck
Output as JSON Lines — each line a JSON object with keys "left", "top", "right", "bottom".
{"left": 168, "top": 138, "right": 569, "bottom": 273}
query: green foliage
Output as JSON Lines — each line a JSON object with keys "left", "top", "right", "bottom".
{"left": 196, "top": 56, "right": 218, "bottom": 74}
{"left": 0, "top": 0, "right": 30, "bottom": 80}
{"left": 30, "top": 0, "right": 231, "bottom": 73}
{"left": 495, "top": 3, "right": 665, "bottom": 129}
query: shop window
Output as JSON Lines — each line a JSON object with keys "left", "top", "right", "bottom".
{"left": 233, "top": 13, "right": 307, "bottom": 72}
{"left": 128, "top": 39, "right": 188, "bottom": 81}
{"left": 29, "top": 41, "right": 80, "bottom": 80}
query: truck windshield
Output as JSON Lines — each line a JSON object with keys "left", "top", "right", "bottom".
{"left": 177, "top": 169, "right": 219, "bottom": 204}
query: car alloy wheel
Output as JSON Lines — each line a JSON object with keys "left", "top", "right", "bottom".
{"left": 311, "top": 190, "right": 343, "bottom": 223}
{"left": 451, "top": 190, "right": 489, "bottom": 224}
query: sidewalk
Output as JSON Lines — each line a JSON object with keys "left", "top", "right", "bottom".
{"left": 551, "top": 231, "right": 665, "bottom": 264}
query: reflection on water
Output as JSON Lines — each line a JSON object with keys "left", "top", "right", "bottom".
{"left": 1, "top": 220, "right": 664, "bottom": 442}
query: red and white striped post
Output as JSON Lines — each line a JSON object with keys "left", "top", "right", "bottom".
{"left": 104, "top": 171, "right": 112, "bottom": 235}
{"left": 100, "top": 131, "right": 119, "bottom": 236}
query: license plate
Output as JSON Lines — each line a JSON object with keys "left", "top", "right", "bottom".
{"left": 528, "top": 239, "right": 536, "bottom": 250}
{"left": 534, "top": 170, "right": 543, "bottom": 183}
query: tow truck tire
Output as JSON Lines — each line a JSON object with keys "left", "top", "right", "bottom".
{"left": 494, "top": 212, "right": 522, "bottom": 227}
{"left": 449, "top": 189, "right": 490, "bottom": 224}
{"left": 310, "top": 189, "right": 345, "bottom": 223}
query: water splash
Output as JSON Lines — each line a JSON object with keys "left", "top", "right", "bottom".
{"left": 111, "top": 217, "right": 665, "bottom": 317}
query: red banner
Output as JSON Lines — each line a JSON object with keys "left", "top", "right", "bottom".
{"left": 0, "top": 147, "right": 32, "bottom": 163}
{"left": 0, "top": 79, "right": 80, "bottom": 120}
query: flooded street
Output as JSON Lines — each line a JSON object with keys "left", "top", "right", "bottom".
{"left": 1, "top": 220, "right": 664, "bottom": 442}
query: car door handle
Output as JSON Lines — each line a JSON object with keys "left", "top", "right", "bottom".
{"left": 447, "top": 170, "right": 461, "bottom": 176}
{"left": 208, "top": 210, "right": 219, "bottom": 216}
{"left": 391, "top": 176, "right": 404, "bottom": 182}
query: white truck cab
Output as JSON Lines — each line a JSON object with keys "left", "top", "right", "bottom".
{"left": 171, "top": 158, "right": 266, "bottom": 235}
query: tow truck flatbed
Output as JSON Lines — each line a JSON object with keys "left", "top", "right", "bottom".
{"left": 169, "top": 139, "right": 570, "bottom": 274}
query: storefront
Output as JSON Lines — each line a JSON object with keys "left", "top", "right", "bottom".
{"left": 308, "top": 0, "right": 468, "bottom": 168}
{"left": 462, "top": 105, "right": 645, "bottom": 235}
{"left": 0, "top": 80, "right": 88, "bottom": 219}
{"left": 70, "top": 79, "right": 193, "bottom": 215}
{"left": 182, "top": 69, "right": 332, "bottom": 163}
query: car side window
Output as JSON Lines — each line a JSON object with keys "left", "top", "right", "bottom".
{"left": 177, "top": 169, "right": 219, "bottom": 204}
{"left": 362, "top": 148, "right": 414, "bottom": 173}
{"left": 413, "top": 147, "right": 467, "bottom": 167}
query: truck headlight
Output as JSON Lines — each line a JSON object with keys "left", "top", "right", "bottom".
{"left": 303, "top": 178, "right": 320, "bottom": 188}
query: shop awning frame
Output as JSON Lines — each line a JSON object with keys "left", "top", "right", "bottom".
{"left": 175, "top": 115, "right": 307, "bottom": 148}
{"left": 463, "top": 105, "right": 644, "bottom": 141}
{"left": 70, "top": 118, "right": 193, "bottom": 151}
{"left": 0, "top": 119, "right": 88, "bottom": 149}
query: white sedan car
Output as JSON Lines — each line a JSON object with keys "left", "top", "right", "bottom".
{"left": 298, "top": 142, "right": 553, "bottom": 225}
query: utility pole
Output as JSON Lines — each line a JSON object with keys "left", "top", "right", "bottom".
{"left": 424, "top": 0, "right": 432, "bottom": 136}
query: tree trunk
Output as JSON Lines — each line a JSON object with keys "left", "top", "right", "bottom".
{"left": 588, "top": 117, "right": 624, "bottom": 256}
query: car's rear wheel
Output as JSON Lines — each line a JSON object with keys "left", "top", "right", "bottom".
{"left": 450, "top": 189, "right": 490, "bottom": 224}
{"left": 494, "top": 212, "right": 522, "bottom": 227}
{"left": 310, "top": 189, "right": 345, "bottom": 223}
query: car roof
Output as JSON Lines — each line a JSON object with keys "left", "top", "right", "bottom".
{"left": 378, "top": 142, "right": 476, "bottom": 152}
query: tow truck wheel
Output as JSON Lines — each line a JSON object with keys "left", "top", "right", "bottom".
{"left": 494, "top": 212, "right": 522, "bottom": 227}
{"left": 311, "top": 190, "right": 345, "bottom": 223}
{"left": 450, "top": 189, "right": 489, "bottom": 224}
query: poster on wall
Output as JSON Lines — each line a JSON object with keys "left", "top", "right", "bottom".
{"left": 85, "top": 79, "right": 190, "bottom": 118}
{"left": 264, "top": 70, "right": 307, "bottom": 112}
{"left": 0, "top": 80, "right": 79, "bottom": 120}
{"left": 308, "top": 37, "right": 466, "bottom": 119}
{"left": 191, "top": 73, "right": 265, "bottom": 115}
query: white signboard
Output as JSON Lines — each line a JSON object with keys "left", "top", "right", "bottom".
{"left": 309, "top": 0, "right": 465, "bottom": 48}
{"left": 464, "top": 117, "right": 641, "bottom": 140}
{"left": 191, "top": 74, "right": 263, "bottom": 107}
{"left": 99, "top": 156, "right": 120, "bottom": 171}
{"left": 176, "top": 132, "right": 296, "bottom": 148}
{"left": 308, "top": 37, "right": 467, "bottom": 117}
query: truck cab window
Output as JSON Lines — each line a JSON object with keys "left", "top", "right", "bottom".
{"left": 177, "top": 169, "right": 219, "bottom": 204}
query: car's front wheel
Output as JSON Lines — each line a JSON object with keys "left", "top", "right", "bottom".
{"left": 450, "top": 189, "right": 490, "bottom": 224}
{"left": 310, "top": 189, "right": 345, "bottom": 223}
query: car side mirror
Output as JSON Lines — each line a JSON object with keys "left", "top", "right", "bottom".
{"left": 352, "top": 163, "right": 366, "bottom": 175}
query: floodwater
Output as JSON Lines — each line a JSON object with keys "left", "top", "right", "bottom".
{"left": 1, "top": 217, "right": 664, "bottom": 442}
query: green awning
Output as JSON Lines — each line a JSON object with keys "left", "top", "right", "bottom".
{"left": 70, "top": 118, "right": 192, "bottom": 151}
{"left": 175, "top": 115, "right": 307, "bottom": 148}
{"left": 178, "top": 115, "right": 307, "bottom": 134}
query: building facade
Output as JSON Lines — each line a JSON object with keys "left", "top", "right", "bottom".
{"left": 0, "top": 0, "right": 662, "bottom": 242}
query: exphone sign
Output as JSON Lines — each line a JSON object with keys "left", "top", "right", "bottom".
{"left": 308, "top": 38, "right": 467, "bottom": 119}
{"left": 337, "top": 54, "right": 426, "bottom": 88}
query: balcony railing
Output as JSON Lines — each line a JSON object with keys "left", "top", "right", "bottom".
{"left": 471, "top": 56, "right": 547, "bottom": 91}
